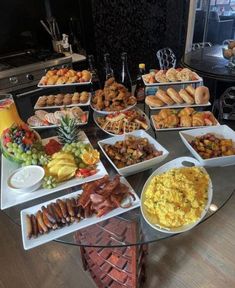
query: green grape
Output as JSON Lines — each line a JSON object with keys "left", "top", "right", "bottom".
{"left": 32, "top": 159, "right": 37, "bottom": 165}
{"left": 26, "top": 150, "right": 32, "bottom": 155}
{"left": 12, "top": 143, "right": 17, "bottom": 148}
{"left": 32, "top": 154, "right": 38, "bottom": 160}
{"left": 7, "top": 147, "right": 13, "bottom": 153}
{"left": 75, "top": 151, "right": 80, "bottom": 157}
{"left": 25, "top": 160, "right": 31, "bottom": 166}
{"left": 6, "top": 142, "right": 12, "bottom": 148}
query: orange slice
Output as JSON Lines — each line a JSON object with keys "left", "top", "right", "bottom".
{"left": 81, "top": 149, "right": 100, "bottom": 165}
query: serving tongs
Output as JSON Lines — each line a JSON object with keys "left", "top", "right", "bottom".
{"left": 40, "top": 18, "right": 61, "bottom": 41}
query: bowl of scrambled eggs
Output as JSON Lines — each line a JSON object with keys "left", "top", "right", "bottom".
{"left": 141, "top": 156, "right": 213, "bottom": 233}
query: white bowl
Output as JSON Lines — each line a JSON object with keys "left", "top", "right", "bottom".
{"left": 140, "top": 157, "right": 213, "bottom": 234}
{"left": 7, "top": 165, "right": 45, "bottom": 193}
{"left": 179, "top": 125, "right": 235, "bottom": 167}
{"left": 98, "top": 130, "right": 169, "bottom": 176}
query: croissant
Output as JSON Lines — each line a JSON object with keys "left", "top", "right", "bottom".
{"left": 180, "top": 115, "right": 192, "bottom": 127}
{"left": 192, "top": 113, "right": 204, "bottom": 126}
{"left": 165, "top": 115, "right": 179, "bottom": 128}
{"left": 178, "top": 107, "right": 195, "bottom": 117}
{"left": 158, "top": 109, "right": 172, "bottom": 119}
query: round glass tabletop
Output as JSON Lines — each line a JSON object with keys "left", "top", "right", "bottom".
{"left": 1, "top": 111, "right": 235, "bottom": 248}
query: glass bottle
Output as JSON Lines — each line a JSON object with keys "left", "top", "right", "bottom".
{"left": 120, "top": 52, "right": 132, "bottom": 92}
{"left": 88, "top": 54, "right": 101, "bottom": 91}
{"left": 103, "top": 53, "right": 114, "bottom": 82}
{"left": 134, "top": 63, "right": 146, "bottom": 102}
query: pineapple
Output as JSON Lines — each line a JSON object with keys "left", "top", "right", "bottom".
{"left": 57, "top": 116, "right": 80, "bottom": 145}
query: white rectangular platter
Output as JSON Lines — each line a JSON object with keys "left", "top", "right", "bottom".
{"left": 20, "top": 177, "right": 140, "bottom": 250}
{"left": 151, "top": 114, "right": 220, "bottom": 131}
{"left": 34, "top": 94, "right": 91, "bottom": 109}
{"left": 149, "top": 102, "right": 211, "bottom": 110}
{"left": 30, "top": 111, "right": 89, "bottom": 130}
{"left": 1, "top": 132, "right": 107, "bottom": 210}
{"left": 142, "top": 75, "right": 203, "bottom": 87}
{"left": 37, "top": 79, "right": 91, "bottom": 88}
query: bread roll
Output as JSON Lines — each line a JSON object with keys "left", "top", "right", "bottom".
{"left": 179, "top": 89, "right": 195, "bottom": 104}
{"left": 156, "top": 89, "right": 175, "bottom": 105}
{"left": 167, "top": 88, "right": 184, "bottom": 104}
{"left": 145, "top": 96, "right": 164, "bottom": 107}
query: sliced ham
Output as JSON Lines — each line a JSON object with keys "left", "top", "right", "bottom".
{"left": 35, "top": 110, "right": 48, "bottom": 121}
{"left": 27, "top": 116, "right": 44, "bottom": 127}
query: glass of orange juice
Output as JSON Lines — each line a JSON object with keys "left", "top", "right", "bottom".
{"left": 0, "top": 94, "right": 24, "bottom": 136}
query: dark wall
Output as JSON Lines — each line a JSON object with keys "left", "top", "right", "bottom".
{"left": 91, "top": 0, "right": 190, "bottom": 79}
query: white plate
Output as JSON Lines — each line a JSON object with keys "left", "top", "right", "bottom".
{"left": 37, "top": 80, "right": 91, "bottom": 88}
{"left": 20, "top": 177, "right": 140, "bottom": 250}
{"left": 1, "top": 132, "right": 107, "bottom": 210}
{"left": 179, "top": 125, "right": 235, "bottom": 167}
{"left": 34, "top": 93, "right": 91, "bottom": 109}
{"left": 151, "top": 113, "right": 220, "bottom": 131}
{"left": 30, "top": 111, "right": 89, "bottom": 130}
{"left": 98, "top": 130, "right": 169, "bottom": 176}
{"left": 140, "top": 156, "right": 213, "bottom": 234}
{"left": 90, "top": 102, "right": 136, "bottom": 115}
{"left": 93, "top": 107, "right": 151, "bottom": 136}
{"left": 149, "top": 102, "right": 211, "bottom": 110}
{"left": 142, "top": 75, "right": 203, "bottom": 86}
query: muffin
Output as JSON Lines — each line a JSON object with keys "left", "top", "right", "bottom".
{"left": 46, "top": 99, "right": 54, "bottom": 106}
{"left": 80, "top": 91, "right": 89, "bottom": 103}
{"left": 37, "top": 99, "right": 46, "bottom": 107}
{"left": 63, "top": 97, "right": 72, "bottom": 105}
{"left": 55, "top": 94, "right": 64, "bottom": 100}
{"left": 54, "top": 97, "right": 63, "bottom": 106}
{"left": 40, "top": 96, "right": 47, "bottom": 102}
{"left": 72, "top": 92, "right": 80, "bottom": 104}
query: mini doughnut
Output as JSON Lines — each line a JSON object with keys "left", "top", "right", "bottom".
{"left": 166, "top": 88, "right": 184, "bottom": 104}
{"left": 156, "top": 89, "right": 175, "bottom": 105}
{"left": 179, "top": 89, "right": 195, "bottom": 104}
{"left": 185, "top": 85, "right": 196, "bottom": 97}
{"left": 195, "top": 86, "right": 210, "bottom": 104}
{"left": 145, "top": 95, "right": 164, "bottom": 107}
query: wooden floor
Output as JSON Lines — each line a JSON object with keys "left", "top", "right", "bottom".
{"left": 0, "top": 194, "right": 234, "bottom": 288}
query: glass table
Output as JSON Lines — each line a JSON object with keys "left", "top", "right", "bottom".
{"left": 1, "top": 112, "right": 234, "bottom": 287}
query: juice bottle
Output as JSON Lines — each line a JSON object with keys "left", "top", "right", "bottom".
{"left": 0, "top": 94, "right": 24, "bottom": 136}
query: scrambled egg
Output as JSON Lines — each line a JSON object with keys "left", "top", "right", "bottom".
{"left": 143, "top": 167, "right": 209, "bottom": 228}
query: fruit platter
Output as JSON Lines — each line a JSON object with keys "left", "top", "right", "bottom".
{"left": 38, "top": 68, "right": 92, "bottom": 87}
{"left": 21, "top": 175, "right": 140, "bottom": 250}
{"left": 27, "top": 108, "right": 89, "bottom": 129}
{"left": 1, "top": 122, "right": 107, "bottom": 209}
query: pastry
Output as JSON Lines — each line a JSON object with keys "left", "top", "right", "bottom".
{"left": 185, "top": 85, "right": 196, "bottom": 96}
{"left": 192, "top": 113, "right": 204, "bottom": 126}
{"left": 158, "top": 109, "right": 172, "bottom": 119}
{"left": 35, "top": 110, "right": 47, "bottom": 121}
{"left": 54, "top": 97, "right": 63, "bottom": 106}
{"left": 63, "top": 97, "right": 72, "bottom": 105}
{"left": 37, "top": 99, "right": 46, "bottom": 107}
{"left": 194, "top": 86, "right": 210, "bottom": 104}
{"left": 179, "top": 89, "right": 195, "bottom": 104}
{"left": 155, "top": 70, "right": 168, "bottom": 83}
{"left": 46, "top": 99, "right": 54, "bottom": 106}
{"left": 166, "top": 88, "right": 184, "bottom": 104}
{"left": 72, "top": 92, "right": 80, "bottom": 104}
{"left": 145, "top": 95, "right": 164, "bottom": 107}
{"left": 156, "top": 89, "right": 175, "bottom": 105}
{"left": 166, "top": 68, "right": 178, "bottom": 82}
{"left": 180, "top": 115, "right": 192, "bottom": 127}
{"left": 178, "top": 107, "right": 195, "bottom": 117}
{"left": 80, "top": 91, "right": 89, "bottom": 103}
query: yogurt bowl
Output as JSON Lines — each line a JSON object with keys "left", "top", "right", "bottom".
{"left": 7, "top": 165, "right": 45, "bottom": 193}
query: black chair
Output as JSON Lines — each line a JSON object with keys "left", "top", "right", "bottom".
{"left": 213, "top": 87, "right": 235, "bottom": 124}
{"left": 207, "top": 11, "right": 234, "bottom": 44}
{"left": 156, "top": 48, "right": 176, "bottom": 70}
